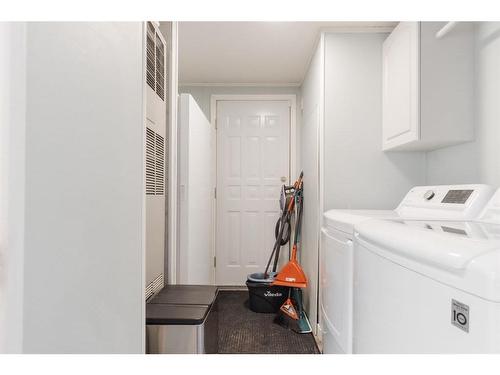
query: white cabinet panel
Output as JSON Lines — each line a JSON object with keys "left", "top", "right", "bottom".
{"left": 320, "top": 228, "right": 354, "bottom": 353}
{"left": 382, "top": 22, "right": 474, "bottom": 151}
{"left": 179, "top": 94, "right": 215, "bottom": 284}
{"left": 382, "top": 22, "right": 419, "bottom": 150}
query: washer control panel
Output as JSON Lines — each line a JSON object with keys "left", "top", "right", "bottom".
{"left": 441, "top": 189, "right": 474, "bottom": 204}
{"left": 478, "top": 188, "right": 500, "bottom": 224}
{"left": 396, "top": 184, "right": 495, "bottom": 220}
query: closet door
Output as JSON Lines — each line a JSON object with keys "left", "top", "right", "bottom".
{"left": 216, "top": 100, "right": 290, "bottom": 285}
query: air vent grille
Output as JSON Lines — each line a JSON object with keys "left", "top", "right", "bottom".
{"left": 146, "top": 127, "right": 165, "bottom": 196}
{"left": 146, "top": 22, "right": 167, "bottom": 101}
{"left": 146, "top": 127, "right": 156, "bottom": 195}
{"left": 155, "top": 134, "right": 165, "bottom": 195}
{"left": 155, "top": 34, "right": 165, "bottom": 100}
{"left": 145, "top": 273, "right": 164, "bottom": 301}
{"left": 147, "top": 21, "right": 155, "bottom": 34}
{"left": 146, "top": 22, "right": 156, "bottom": 90}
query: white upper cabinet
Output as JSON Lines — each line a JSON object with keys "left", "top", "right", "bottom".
{"left": 382, "top": 22, "right": 474, "bottom": 151}
{"left": 382, "top": 22, "right": 420, "bottom": 150}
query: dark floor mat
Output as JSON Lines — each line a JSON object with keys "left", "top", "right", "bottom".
{"left": 217, "top": 290, "right": 320, "bottom": 354}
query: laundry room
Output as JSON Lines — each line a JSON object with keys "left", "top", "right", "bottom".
{"left": 2, "top": 2, "right": 500, "bottom": 372}
{"left": 159, "top": 20, "right": 500, "bottom": 355}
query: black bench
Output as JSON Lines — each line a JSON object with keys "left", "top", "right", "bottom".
{"left": 146, "top": 285, "right": 218, "bottom": 354}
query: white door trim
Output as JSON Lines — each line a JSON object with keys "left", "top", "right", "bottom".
{"left": 0, "top": 22, "right": 27, "bottom": 353}
{"left": 167, "top": 22, "right": 179, "bottom": 285}
{"left": 210, "top": 94, "right": 297, "bottom": 285}
{"left": 317, "top": 33, "right": 326, "bottom": 337}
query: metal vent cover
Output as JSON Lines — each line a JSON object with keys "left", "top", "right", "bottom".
{"left": 145, "top": 127, "right": 165, "bottom": 196}
{"left": 146, "top": 127, "right": 156, "bottom": 195}
{"left": 155, "top": 134, "right": 165, "bottom": 195}
{"left": 146, "top": 22, "right": 166, "bottom": 102}
{"left": 155, "top": 33, "right": 165, "bottom": 101}
{"left": 145, "top": 273, "right": 164, "bottom": 301}
{"left": 146, "top": 22, "right": 156, "bottom": 90}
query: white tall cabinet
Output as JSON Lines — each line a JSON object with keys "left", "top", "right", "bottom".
{"left": 382, "top": 22, "right": 475, "bottom": 151}
{"left": 178, "top": 94, "right": 215, "bottom": 285}
{"left": 301, "top": 31, "right": 427, "bottom": 350}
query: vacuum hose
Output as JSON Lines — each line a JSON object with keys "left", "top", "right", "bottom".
{"left": 274, "top": 216, "right": 291, "bottom": 246}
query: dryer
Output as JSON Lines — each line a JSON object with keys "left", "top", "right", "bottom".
{"left": 353, "top": 188, "right": 500, "bottom": 353}
{"left": 319, "top": 184, "right": 494, "bottom": 354}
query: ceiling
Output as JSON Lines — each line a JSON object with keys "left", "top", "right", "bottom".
{"left": 178, "top": 22, "right": 397, "bottom": 86}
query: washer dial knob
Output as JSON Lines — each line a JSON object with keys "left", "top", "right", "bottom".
{"left": 424, "top": 190, "right": 435, "bottom": 201}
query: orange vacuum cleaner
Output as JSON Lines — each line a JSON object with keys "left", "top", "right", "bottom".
{"left": 273, "top": 175, "right": 311, "bottom": 333}
{"left": 272, "top": 245, "right": 307, "bottom": 288}
{"left": 249, "top": 171, "right": 311, "bottom": 333}
{"left": 272, "top": 174, "right": 307, "bottom": 289}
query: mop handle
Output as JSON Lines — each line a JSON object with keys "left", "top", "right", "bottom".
{"left": 294, "top": 188, "right": 303, "bottom": 245}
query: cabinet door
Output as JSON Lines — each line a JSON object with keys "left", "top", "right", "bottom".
{"left": 382, "top": 22, "right": 420, "bottom": 150}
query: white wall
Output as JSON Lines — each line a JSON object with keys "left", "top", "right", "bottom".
{"left": 323, "top": 33, "right": 426, "bottom": 210}
{"left": 426, "top": 22, "right": 500, "bottom": 188}
{"left": 179, "top": 85, "right": 301, "bottom": 120}
{"left": 0, "top": 22, "right": 26, "bottom": 354}
{"left": 299, "top": 36, "right": 324, "bottom": 335}
{"left": 20, "top": 23, "right": 145, "bottom": 353}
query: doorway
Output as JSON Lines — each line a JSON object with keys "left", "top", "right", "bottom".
{"left": 212, "top": 95, "right": 296, "bottom": 285}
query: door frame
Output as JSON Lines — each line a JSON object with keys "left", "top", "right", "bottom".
{"left": 166, "top": 22, "right": 179, "bottom": 285}
{"left": 210, "top": 94, "right": 297, "bottom": 285}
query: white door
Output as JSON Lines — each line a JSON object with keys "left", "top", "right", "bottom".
{"left": 216, "top": 100, "right": 291, "bottom": 285}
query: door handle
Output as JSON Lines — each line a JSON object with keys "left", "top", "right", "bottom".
{"left": 281, "top": 176, "right": 287, "bottom": 183}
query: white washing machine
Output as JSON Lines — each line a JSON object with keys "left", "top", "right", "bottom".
{"left": 353, "top": 188, "right": 500, "bottom": 353}
{"left": 319, "top": 184, "right": 494, "bottom": 354}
